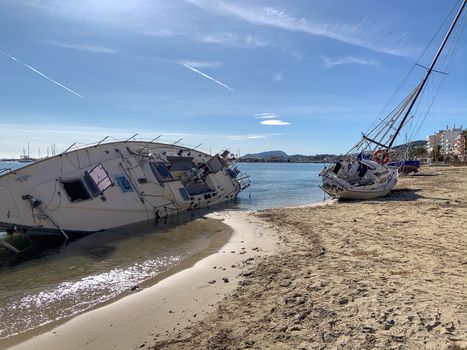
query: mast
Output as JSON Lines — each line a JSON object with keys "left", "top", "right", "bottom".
{"left": 385, "top": 0, "right": 466, "bottom": 154}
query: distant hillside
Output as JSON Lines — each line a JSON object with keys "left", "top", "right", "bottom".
{"left": 237, "top": 141, "right": 428, "bottom": 164}
{"left": 239, "top": 150, "right": 339, "bottom": 163}
{"left": 241, "top": 150, "right": 288, "bottom": 159}
{"left": 393, "top": 140, "right": 427, "bottom": 150}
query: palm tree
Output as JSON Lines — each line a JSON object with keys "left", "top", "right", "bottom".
{"left": 431, "top": 145, "right": 443, "bottom": 162}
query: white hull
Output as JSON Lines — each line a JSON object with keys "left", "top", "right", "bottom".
{"left": 335, "top": 187, "right": 393, "bottom": 200}
{"left": 0, "top": 141, "right": 247, "bottom": 234}
{"left": 320, "top": 159, "right": 398, "bottom": 200}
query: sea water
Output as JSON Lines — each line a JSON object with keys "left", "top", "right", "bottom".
{"left": 0, "top": 161, "right": 23, "bottom": 173}
{"left": 235, "top": 162, "right": 326, "bottom": 210}
{"left": 0, "top": 161, "right": 325, "bottom": 342}
{"left": 0, "top": 217, "right": 228, "bottom": 342}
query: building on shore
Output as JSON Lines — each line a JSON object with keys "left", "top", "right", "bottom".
{"left": 427, "top": 126, "right": 464, "bottom": 159}
{"left": 453, "top": 131, "right": 466, "bottom": 162}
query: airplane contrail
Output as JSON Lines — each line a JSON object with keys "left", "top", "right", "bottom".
{"left": 183, "top": 64, "right": 234, "bottom": 92}
{"left": 0, "top": 50, "right": 85, "bottom": 98}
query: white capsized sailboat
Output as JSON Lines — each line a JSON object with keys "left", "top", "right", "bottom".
{"left": 0, "top": 140, "right": 250, "bottom": 236}
{"left": 320, "top": 0, "right": 466, "bottom": 200}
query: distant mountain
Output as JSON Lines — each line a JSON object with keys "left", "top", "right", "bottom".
{"left": 239, "top": 150, "right": 339, "bottom": 163}
{"left": 241, "top": 150, "right": 288, "bottom": 159}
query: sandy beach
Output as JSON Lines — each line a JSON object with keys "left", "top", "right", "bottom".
{"left": 6, "top": 166, "right": 466, "bottom": 350}
{"left": 153, "top": 166, "right": 466, "bottom": 350}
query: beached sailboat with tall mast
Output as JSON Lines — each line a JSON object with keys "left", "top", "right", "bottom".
{"left": 320, "top": 0, "right": 466, "bottom": 200}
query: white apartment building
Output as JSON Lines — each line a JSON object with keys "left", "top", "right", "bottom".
{"left": 427, "top": 126, "right": 463, "bottom": 155}
{"left": 453, "top": 132, "right": 466, "bottom": 161}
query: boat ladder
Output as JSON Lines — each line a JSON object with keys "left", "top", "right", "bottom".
{"left": 23, "top": 195, "right": 69, "bottom": 240}
{"left": 0, "top": 239, "right": 21, "bottom": 253}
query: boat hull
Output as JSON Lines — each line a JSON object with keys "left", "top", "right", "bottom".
{"left": 388, "top": 160, "right": 421, "bottom": 174}
{"left": 335, "top": 187, "right": 393, "bottom": 200}
{"left": 320, "top": 160, "right": 398, "bottom": 200}
{"left": 0, "top": 141, "right": 245, "bottom": 234}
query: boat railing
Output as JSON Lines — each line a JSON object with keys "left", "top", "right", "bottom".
{"left": 236, "top": 174, "right": 251, "bottom": 190}
{"left": 321, "top": 172, "right": 351, "bottom": 191}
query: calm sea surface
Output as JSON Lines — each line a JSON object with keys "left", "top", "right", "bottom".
{"left": 236, "top": 162, "right": 325, "bottom": 209}
{"left": 0, "top": 161, "right": 325, "bottom": 341}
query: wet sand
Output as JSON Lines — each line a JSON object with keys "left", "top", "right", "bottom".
{"left": 153, "top": 166, "right": 466, "bottom": 349}
{"left": 7, "top": 212, "right": 280, "bottom": 350}
{"left": 0, "top": 217, "right": 232, "bottom": 349}
{"left": 7, "top": 166, "right": 466, "bottom": 350}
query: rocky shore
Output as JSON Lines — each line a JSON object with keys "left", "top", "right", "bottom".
{"left": 152, "top": 166, "right": 467, "bottom": 350}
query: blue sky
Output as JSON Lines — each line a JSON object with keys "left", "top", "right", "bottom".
{"left": 0, "top": 0, "right": 466, "bottom": 158}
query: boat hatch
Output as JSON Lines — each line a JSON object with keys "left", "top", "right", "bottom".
{"left": 115, "top": 175, "right": 134, "bottom": 192}
{"left": 150, "top": 162, "right": 173, "bottom": 182}
{"left": 166, "top": 156, "right": 194, "bottom": 171}
{"left": 84, "top": 163, "right": 113, "bottom": 197}
{"left": 62, "top": 179, "right": 92, "bottom": 202}
{"left": 206, "top": 155, "right": 224, "bottom": 173}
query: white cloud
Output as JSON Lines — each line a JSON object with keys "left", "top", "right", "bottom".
{"left": 228, "top": 134, "right": 267, "bottom": 141}
{"left": 45, "top": 40, "right": 117, "bottom": 54}
{"left": 272, "top": 72, "right": 283, "bottom": 82}
{"left": 18, "top": 0, "right": 415, "bottom": 57}
{"left": 254, "top": 113, "right": 278, "bottom": 119}
{"left": 261, "top": 119, "right": 290, "bottom": 126}
{"left": 19, "top": 1, "right": 281, "bottom": 51}
{"left": 185, "top": 1, "right": 414, "bottom": 57}
{"left": 254, "top": 112, "right": 275, "bottom": 116}
{"left": 322, "top": 56, "right": 380, "bottom": 69}
{"left": 179, "top": 60, "right": 223, "bottom": 69}
{"left": 0, "top": 122, "right": 274, "bottom": 157}
{"left": 197, "top": 32, "right": 275, "bottom": 48}
{"left": 21, "top": 0, "right": 159, "bottom": 26}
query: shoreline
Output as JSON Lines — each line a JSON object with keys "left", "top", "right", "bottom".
{"left": 6, "top": 210, "right": 280, "bottom": 350}
{"left": 5, "top": 166, "right": 466, "bottom": 350}
{"left": 0, "top": 216, "right": 232, "bottom": 349}
{"left": 153, "top": 166, "right": 467, "bottom": 349}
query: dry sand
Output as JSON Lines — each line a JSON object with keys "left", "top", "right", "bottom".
{"left": 152, "top": 166, "right": 467, "bottom": 350}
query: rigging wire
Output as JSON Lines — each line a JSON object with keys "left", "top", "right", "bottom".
{"left": 362, "top": 0, "right": 463, "bottom": 139}
{"left": 350, "top": 0, "right": 465, "bottom": 162}
{"left": 408, "top": 8, "right": 466, "bottom": 143}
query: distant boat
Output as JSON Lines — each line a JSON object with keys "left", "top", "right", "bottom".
{"left": 320, "top": 0, "right": 465, "bottom": 200}
{"left": 388, "top": 159, "right": 421, "bottom": 174}
{"left": 0, "top": 140, "right": 250, "bottom": 237}
{"left": 19, "top": 143, "right": 37, "bottom": 163}
{"left": 18, "top": 155, "right": 36, "bottom": 163}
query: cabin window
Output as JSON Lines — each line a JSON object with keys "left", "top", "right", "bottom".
{"left": 179, "top": 188, "right": 190, "bottom": 201}
{"left": 150, "top": 162, "right": 173, "bottom": 182}
{"left": 62, "top": 180, "right": 91, "bottom": 202}
{"left": 84, "top": 164, "right": 112, "bottom": 197}
{"left": 115, "top": 175, "right": 133, "bottom": 192}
